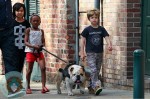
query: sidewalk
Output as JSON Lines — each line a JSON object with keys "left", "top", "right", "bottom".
{"left": 1, "top": 75, "right": 150, "bottom": 99}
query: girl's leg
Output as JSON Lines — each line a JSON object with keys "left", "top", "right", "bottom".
{"left": 26, "top": 62, "right": 34, "bottom": 89}
{"left": 38, "top": 58, "right": 46, "bottom": 89}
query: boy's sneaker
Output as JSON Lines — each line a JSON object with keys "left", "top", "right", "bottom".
{"left": 88, "top": 86, "right": 95, "bottom": 94}
{"left": 94, "top": 86, "right": 102, "bottom": 95}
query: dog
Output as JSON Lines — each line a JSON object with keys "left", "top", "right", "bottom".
{"left": 56, "top": 64, "right": 87, "bottom": 96}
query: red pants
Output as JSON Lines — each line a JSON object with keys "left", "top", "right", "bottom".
{"left": 26, "top": 52, "right": 44, "bottom": 62}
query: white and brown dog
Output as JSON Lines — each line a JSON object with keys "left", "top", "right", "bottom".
{"left": 56, "top": 64, "right": 86, "bottom": 96}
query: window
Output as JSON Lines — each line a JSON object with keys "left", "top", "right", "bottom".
{"left": 24, "top": 0, "right": 40, "bottom": 21}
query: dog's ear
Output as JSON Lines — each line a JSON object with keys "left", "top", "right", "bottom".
{"left": 70, "top": 67, "right": 74, "bottom": 73}
{"left": 81, "top": 66, "right": 85, "bottom": 72}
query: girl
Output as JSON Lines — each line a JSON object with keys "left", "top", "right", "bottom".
{"left": 24, "top": 14, "right": 49, "bottom": 94}
{"left": 13, "top": 3, "right": 30, "bottom": 72}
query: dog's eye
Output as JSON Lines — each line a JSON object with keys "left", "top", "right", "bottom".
{"left": 80, "top": 73, "right": 83, "bottom": 76}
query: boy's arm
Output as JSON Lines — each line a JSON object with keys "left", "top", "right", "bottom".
{"left": 104, "top": 36, "right": 112, "bottom": 51}
{"left": 80, "top": 36, "right": 86, "bottom": 60}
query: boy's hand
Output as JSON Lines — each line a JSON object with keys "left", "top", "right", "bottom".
{"left": 81, "top": 56, "right": 86, "bottom": 61}
{"left": 108, "top": 46, "right": 112, "bottom": 51}
{"left": 80, "top": 52, "right": 86, "bottom": 61}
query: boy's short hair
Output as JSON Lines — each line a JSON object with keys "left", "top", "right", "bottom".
{"left": 87, "top": 9, "right": 100, "bottom": 20}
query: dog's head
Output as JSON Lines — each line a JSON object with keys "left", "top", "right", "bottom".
{"left": 68, "top": 65, "right": 85, "bottom": 84}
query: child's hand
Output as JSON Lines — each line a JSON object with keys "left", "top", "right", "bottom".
{"left": 81, "top": 56, "right": 86, "bottom": 61}
{"left": 108, "top": 46, "right": 112, "bottom": 51}
{"left": 80, "top": 52, "right": 86, "bottom": 61}
{"left": 33, "top": 45, "right": 40, "bottom": 50}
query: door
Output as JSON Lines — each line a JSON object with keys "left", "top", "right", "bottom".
{"left": 142, "top": 0, "right": 150, "bottom": 75}
{"left": 24, "top": 0, "right": 40, "bottom": 21}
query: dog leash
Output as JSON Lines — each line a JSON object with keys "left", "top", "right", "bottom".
{"left": 41, "top": 47, "right": 68, "bottom": 63}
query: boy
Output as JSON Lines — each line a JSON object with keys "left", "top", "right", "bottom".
{"left": 80, "top": 9, "right": 112, "bottom": 95}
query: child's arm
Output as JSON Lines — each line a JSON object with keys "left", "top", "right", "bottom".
{"left": 80, "top": 36, "right": 86, "bottom": 61}
{"left": 104, "top": 36, "right": 112, "bottom": 51}
{"left": 24, "top": 28, "right": 32, "bottom": 48}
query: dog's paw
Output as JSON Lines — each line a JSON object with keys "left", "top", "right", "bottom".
{"left": 68, "top": 92, "right": 74, "bottom": 96}
{"left": 80, "top": 90, "right": 84, "bottom": 94}
{"left": 57, "top": 90, "right": 61, "bottom": 94}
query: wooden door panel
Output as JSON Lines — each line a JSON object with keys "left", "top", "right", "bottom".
{"left": 143, "top": 0, "right": 150, "bottom": 75}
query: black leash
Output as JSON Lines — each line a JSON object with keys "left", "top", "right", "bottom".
{"left": 42, "top": 47, "right": 68, "bottom": 63}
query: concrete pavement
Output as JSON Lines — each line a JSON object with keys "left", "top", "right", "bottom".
{"left": 1, "top": 75, "right": 150, "bottom": 99}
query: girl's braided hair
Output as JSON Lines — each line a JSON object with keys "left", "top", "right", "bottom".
{"left": 30, "top": 13, "right": 41, "bottom": 20}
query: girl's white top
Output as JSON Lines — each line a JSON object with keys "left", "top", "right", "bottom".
{"left": 25, "top": 28, "right": 42, "bottom": 53}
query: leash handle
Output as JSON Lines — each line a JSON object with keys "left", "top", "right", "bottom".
{"left": 42, "top": 48, "right": 68, "bottom": 63}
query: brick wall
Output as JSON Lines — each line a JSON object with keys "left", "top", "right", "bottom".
{"left": 40, "top": 0, "right": 76, "bottom": 83}
{"left": 126, "top": 0, "right": 141, "bottom": 79}
{"left": 102, "top": 0, "right": 141, "bottom": 90}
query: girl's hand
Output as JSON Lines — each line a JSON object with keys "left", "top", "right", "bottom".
{"left": 33, "top": 45, "right": 40, "bottom": 50}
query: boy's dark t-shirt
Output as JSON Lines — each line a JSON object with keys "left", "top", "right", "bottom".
{"left": 13, "top": 20, "right": 30, "bottom": 50}
{"left": 81, "top": 26, "right": 109, "bottom": 53}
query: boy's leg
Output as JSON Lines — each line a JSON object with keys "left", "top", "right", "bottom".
{"left": 87, "top": 53, "right": 98, "bottom": 87}
{"left": 96, "top": 53, "right": 103, "bottom": 87}
{"left": 87, "top": 53, "right": 102, "bottom": 95}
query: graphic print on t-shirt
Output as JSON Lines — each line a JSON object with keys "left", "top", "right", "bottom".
{"left": 14, "top": 25, "right": 26, "bottom": 49}
{"left": 90, "top": 31, "right": 102, "bottom": 46}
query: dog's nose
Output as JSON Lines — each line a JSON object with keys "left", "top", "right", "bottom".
{"left": 77, "top": 75, "right": 80, "bottom": 80}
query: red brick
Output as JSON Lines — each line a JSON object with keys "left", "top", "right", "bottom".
{"left": 127, "top": 0, "right": 140, "bottom": 3}
{"left": 127, "top": 8, "right": 140, "bottom": 12}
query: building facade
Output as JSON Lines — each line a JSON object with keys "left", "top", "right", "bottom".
{"left": 0, "top": 0, "right": 149, "bottom": 92}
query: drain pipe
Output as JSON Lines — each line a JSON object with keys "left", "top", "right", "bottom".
{"left": 94, "top": 0, "right": 102, "bottom": 25}
{"left": 75, "top": 0, "right": 79, "bottom": 64}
